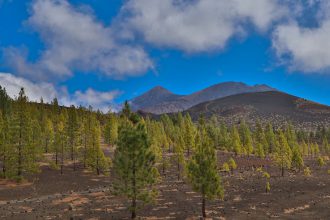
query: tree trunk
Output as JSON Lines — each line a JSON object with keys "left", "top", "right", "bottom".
{"left": 131, "top": 164, "right": 137, "bottom": 219}
{"left": 71, "top": 139, "right": 74, "bottom": 161}
{"left": 281, "top": 166, "right": 284, "bottom": 177}
{"left": 61, "top": 140, "right": 64, "bottom": 175}
{"left": 55, "top": 150, "right": 58, "bottom": 165}
{"left": 45, "top": 139, "right": 48, "bottom": 153}
{"left": 162, "top": 160, "right": 165, "bottom": 176}
{"left": 96, "top": 151, "right": 100, "bottom": 175}
{"left": 2, "top": 155, "right": 6, "bottom": 178}
{"left": 73, "top": 151, "right": 76, "bottom": 171}
{"left": 83, "top": 136, "right": 87, "bottom": 168}
{"left": 177, "top": 158, "right": 180, "bottom": 180}
{"left": 131, "top": 198, "right": 136, "bottom": 219}
{"left": 18, "top": 120, "right": 22, "bottom": 178}
{"left": 202, "top": 195, "right": 206, "bottom": 218}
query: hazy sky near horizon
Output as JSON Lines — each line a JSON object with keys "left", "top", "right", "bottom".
{"left": 1, "top": 0, "right": 330, "bottom": 111}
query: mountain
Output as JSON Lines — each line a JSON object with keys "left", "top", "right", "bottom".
{"left": 130, "top": 86, "right": 183, "bottom": 111}
{"left": 184, "top": 91, "right": 330, "bottom": 130}
{"left": 130, "top": 82, "right": 276, "bottom": 114}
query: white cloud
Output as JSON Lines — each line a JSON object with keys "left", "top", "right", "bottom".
{"left": 121, "top": 0, "right": 287, "bottom": 52}
{"left": 0, "top": 72, "right": 120, "bottom": 112}
{"left": 273, "top": 20, "right": 330, "bottom": 73}
{"left": 70, "top": 89, "right": 121, "bottom": 112}
{"left": 4, "top": 0, "right": 153, "bottom": 81}
{"left": 0, "top": 72, "right": 57, "bottom": 102}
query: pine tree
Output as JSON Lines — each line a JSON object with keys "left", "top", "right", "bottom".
{"left": 228, "top": 157, "right": 237, "bottom": 174}
{"left": 274, "top": 131, "right": 292, "bottom": 177}
{"left": 231, "top": 126, "right": 242, "bottom": 155}
{"left": 263, "top": 172, "right": 271, "bottom": 193}
{"left": 255, "top": 142, "right": 265, "bottom": 158}
{"left": 183, "top": 113, "right": 195, "bottom": 156}
{"left": 314, "top": 143, "right": 320, "bottom": 157}
{"left": 265, "top": 122, "right": 276, "bottom": 154}
{"left": 322, "top": 138, "right": 330, "bottom": 155}
{"left": 58, "top": 111, "right": 68, "bottom": 175}
{"left": 239, "top": 121, "right": 253, "bottom": 156}
{"left": 301, "top": 141, "right": 308, "bottom": 157}
{"left": 104, "top": 112, "right": 118, "bottom": 147}
{"left": 0, "top": 111, "right": 9, "bottom": 178}
{"left": 67, "top": 106, "right": 79, "bottom": 170}
{"left": 9, "top": 88, "right": 38, "bottom": 181}
{"left": 187, "top": 121, "right": 224, "bottom": 218}
{"left": 0, "top": 86, "right": 12, "bottom": 117}
{"left": 51, "top": 98, "right": 61, "bottom": 166}
{"left": 82, "top": 107, "right": 93, "bottom": 168}
{"left": 173, "top": 128, "right": 185, "bottom": 180}
{"left": 113, "top": 114, "right": 159, "bottom": 219}
{"left": 291, "top": 145, "right": 304, "bottom": 171}
{"left": 44, "top": 118, "right": 54, "bottom": 153}
{"left": 86, "top": 116, "right": 110, "bottom": 175}
{"left": 285, "top": 123, "right": 298, "bottom": 149}
{"left": 254, "top": 121, "right": 268, "bottom": 155}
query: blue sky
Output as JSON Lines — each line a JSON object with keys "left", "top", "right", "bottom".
{"left": 0, "top": 0, "right": 330, "bottom": 111}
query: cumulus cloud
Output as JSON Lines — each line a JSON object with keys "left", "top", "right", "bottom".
{"left": 0, "top": 72, "right": 57, "bottom": 102}
{"left": 0, "top": 73, "right": 120, "bottom": 112}
{"left": 273, "top": 14, "right": 330, "bottom": 73}
{"left": 4, "top": 0, "right": 153, "bottom": 81}
{"left": 69, "top": 89, "right": 121, "bottom": 112}
{"left": 121, "top": 0, "right": 287, "bottom": 52}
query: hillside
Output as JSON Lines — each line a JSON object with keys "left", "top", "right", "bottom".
{"left": 184, "top": 91, "right": 330, "bottom": 130}
{"left": 130, "top": 82, "right": 275, "bottom": 114}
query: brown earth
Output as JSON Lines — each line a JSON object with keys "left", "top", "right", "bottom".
{"left": 1, "top": 152, "right": 330, "bottom": 220}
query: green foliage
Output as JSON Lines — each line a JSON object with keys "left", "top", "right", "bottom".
{"left": 304, "top": 167, "right": 311, "bottom": 176}
{"left": 187, "top": 121, "right": 224, "bottom": 218}
{"left": 239, "top": 121, "right": 253, "bottom": 156}
{"left": 222, "top": 162, "right": 230, "bottom": 173}
{"left": 291, "top": 146, "right": 304, "bottom": 170}
{"left": 228, "top": 157, "right": 237, "bottom": 172}
{"left": 104, "top": 113, "right": 118, "bottom": 146}
{"left": 274, "top": 131, "right": 292, "bottom": 176}
{"left": 86, "top": 117, "right": 110, "bottom": 175}
{"left": 254, "top": 121, "right": 268, "bottom": 154}
{"left": 113, "top": 115, "right": 159, "bottom": 219}
{"left": 231, "top": 126, "right": 242, "bottom": 155}
{"left": 183, "top": 113, "right": 195, "bottom": 156}
{"left": 266, "top": 181, "right": 271, "bottom": 193}
{"left": 263, "top": 171, "right": 270, "bottom": 179}
{"left": 6, "top": 88, "right": 39, "bottom": 180}
{"left": 265, "top": 123, "right": 276, "bottom": 154}
{"left": 0, "top": 86, "right": 12, "bottom": 116}
{"left": 255, "top": 143, "right": 265, "bottom": 159}
{"left": 317, "top": 156, "right": 325, "bottom": 167}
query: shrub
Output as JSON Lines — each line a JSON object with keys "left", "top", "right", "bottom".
{"left": 304, "top": 167, "right": 311, "bottom": 176}
{"left": 256, "top": 166, "right": 263, "bottom": 173}
{"left": 317, "top": 156, "right": 325, "bottom": 167}
{"left": 228, "top": 157, "right": 237, "bottom": 173}
{"left": 266, "top": 181, "right": 271, "bottom": 193}
{"left": 263, "top": 171, "right": 270, "bottom": 179}
{"left": 222, "top": 162, "right": 230, "bottom": 173}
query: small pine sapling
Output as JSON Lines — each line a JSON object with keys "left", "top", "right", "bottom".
{"left": 228, "top": 157, "right": 237, "bottom": 174}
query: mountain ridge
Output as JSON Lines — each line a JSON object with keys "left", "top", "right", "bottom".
{"left": 184, "top": 90, "right": 330, "bottom": 130}
{"left": 130, "top": 81, "right": 276, "bottom": 114}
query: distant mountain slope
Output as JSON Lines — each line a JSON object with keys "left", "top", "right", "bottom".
{"left": 184, "top": 91, "right": 330, "bottom": 129}
{"left": 130, "top": 82, "right": 276, "bottom": 114}
{"left": 130, "top": 86, "right": 183, "bottom": 111}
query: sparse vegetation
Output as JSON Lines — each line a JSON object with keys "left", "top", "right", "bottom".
{"left": 1, "top": 86, "right": 330, "bottom": 219}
